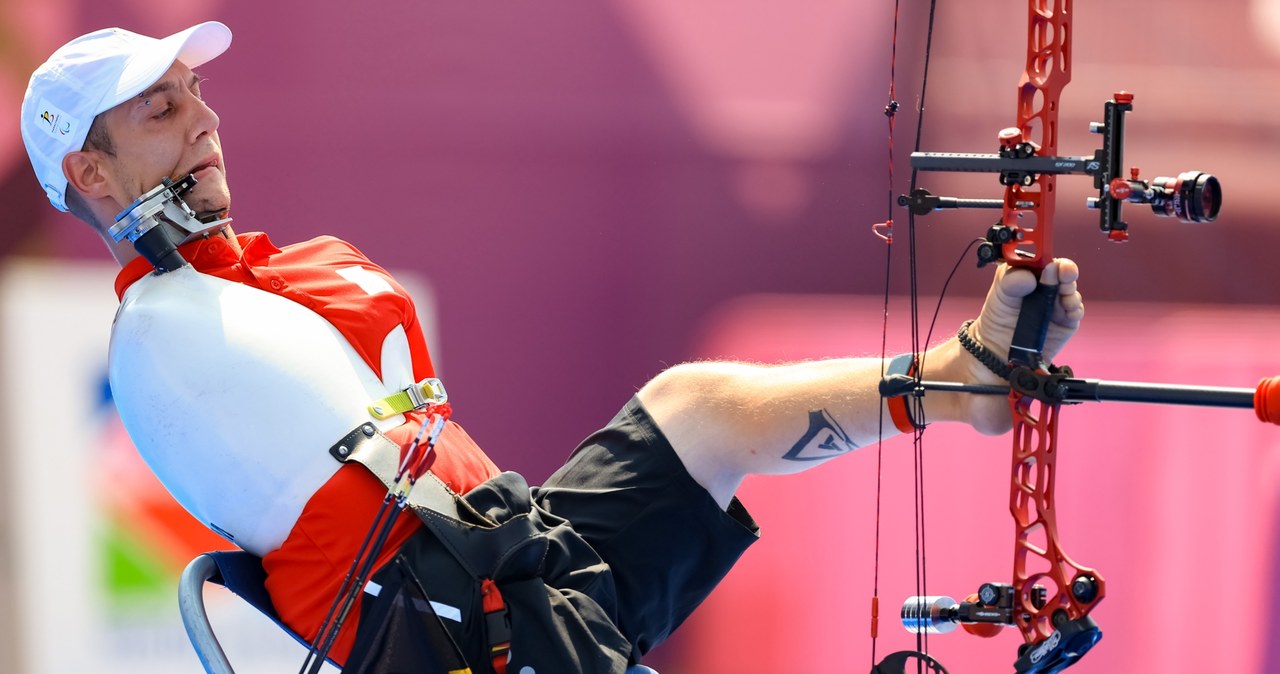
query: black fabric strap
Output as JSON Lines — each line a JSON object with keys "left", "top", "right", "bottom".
{"left": 957, "top": 319, "right": 1013, "bottom": 380}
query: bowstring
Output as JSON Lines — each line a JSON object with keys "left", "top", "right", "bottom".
{"left": 870, "top": 0, "right": 902, "bottom": 665}
{"left": 873, "top": 0, "right": 942, "bottom": 668}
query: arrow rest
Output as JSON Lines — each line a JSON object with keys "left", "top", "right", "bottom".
{"left": 977, "top": 223, "right": 1021, "bottom": 268}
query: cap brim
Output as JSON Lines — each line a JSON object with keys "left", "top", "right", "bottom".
{"left": 104, "top": 21, "right": 232, "bottom": 113}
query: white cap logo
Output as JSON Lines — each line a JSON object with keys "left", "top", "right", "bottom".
{"left": 34, "top": 98, "right": 79, "bottom": 143}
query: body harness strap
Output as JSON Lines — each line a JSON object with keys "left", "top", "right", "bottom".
{"left": 330, "top": 412, "right": 520, "bottom": 673}
{"left": 368, "top": 377, "right": 450, "bottom": 420}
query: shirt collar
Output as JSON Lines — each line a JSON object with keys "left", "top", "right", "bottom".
{"left": 113, "top": 231, "right": 278, "bottom": 300}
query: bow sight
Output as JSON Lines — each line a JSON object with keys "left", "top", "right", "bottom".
{"left": 899, "top": 91, "right": 1223, "bottom": 267}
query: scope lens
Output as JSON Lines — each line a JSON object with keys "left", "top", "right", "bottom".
{"left": 1187, "top": 172, "right": 1221, "bottom": 222}
{"left": 1151, "top": 171, "right": 1221, "bottom": 223}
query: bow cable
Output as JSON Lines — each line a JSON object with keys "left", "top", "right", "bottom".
{"left": 872, "top": 0, "right": 943, "bottom": 668}
{"left": 300, "top": 407, "right": 452, "bottom": 674}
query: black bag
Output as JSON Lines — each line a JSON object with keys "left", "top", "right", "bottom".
{"left": 343, "top": 555, "right": 472, "bottom": 674}
{"left": 345, "top": 472, "right": 632, "bottom": 674}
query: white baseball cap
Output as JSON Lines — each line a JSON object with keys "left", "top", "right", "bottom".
{"left": 21, "top": 22, "right": 233, "bottom": 212}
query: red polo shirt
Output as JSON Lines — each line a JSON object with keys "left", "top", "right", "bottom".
{"left": 115, "top": 231, "right": 500, "bottom": 664}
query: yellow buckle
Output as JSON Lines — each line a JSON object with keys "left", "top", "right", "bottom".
{"left": 368, "top": 378, "right": 448, "bottom": 420}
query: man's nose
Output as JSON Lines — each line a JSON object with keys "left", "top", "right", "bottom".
{"left": 189, "top": 96, "right": 220, "bottom": 143}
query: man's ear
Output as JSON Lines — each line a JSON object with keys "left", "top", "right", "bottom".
{"left": 62, "top": 150, "right": 113, "bottom": 200}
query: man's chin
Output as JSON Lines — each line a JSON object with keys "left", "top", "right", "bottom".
{"left": 185, "top": 189, "right": 231, "bottom": 221}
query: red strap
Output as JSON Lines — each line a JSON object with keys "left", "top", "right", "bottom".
{"left": 888, "top": 396, "right": 916, "bottom": 434}
{"left": 887, "top": 359, "right": 920, "bottom": 433}
{"left": 481, "top": 579, "right": 509, "bottom": 674}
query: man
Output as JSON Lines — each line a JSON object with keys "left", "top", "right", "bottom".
{"left": 22, "top": 21, "right": 1083, "bottom": 674}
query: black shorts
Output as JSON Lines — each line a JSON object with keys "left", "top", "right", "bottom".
{"left": 350, "top": 397, "right": 760, "bottom": 672}
{"left": 533, "top": 396, "right": 760, "bottom": 657}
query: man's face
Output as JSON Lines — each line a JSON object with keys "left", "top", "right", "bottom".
{"left": 97, "top": 60, "right": 229, "bottom": 218}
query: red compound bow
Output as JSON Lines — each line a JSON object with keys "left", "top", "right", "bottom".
{"left": 869, "top": 2, "right": 1270, "bottom": 673}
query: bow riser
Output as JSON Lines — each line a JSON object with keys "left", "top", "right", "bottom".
{"left": 1002, "top": 0, "right": 1072, "bottom": 271}
{"left": 1010, "top": 398, "right": 1105, "bottom": 644}
{"left": 1004, "top": 3, "right": 1108, "bottom": 669}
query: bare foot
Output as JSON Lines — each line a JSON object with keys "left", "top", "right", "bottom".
{"left": 962, "top": 259, "right": 1085, "bottom": 435}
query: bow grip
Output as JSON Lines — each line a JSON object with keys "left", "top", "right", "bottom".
{"left": 1008, "top": 281, "right": 1058, "bottom": 370}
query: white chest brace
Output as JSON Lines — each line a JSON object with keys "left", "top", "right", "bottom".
{"left": 109, "top": 267, "right": 415, "bottom": 556}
